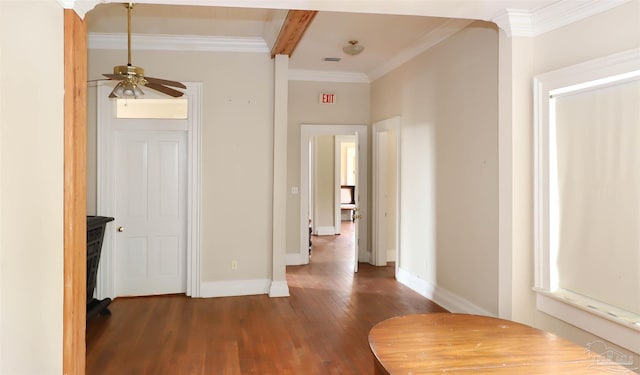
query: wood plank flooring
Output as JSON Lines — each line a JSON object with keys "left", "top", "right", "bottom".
{"left": 87, "top": 222, "right": 447, "bottom": 374}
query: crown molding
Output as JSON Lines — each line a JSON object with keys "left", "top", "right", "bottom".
{"left": 368, "top": 18, "right": 473, "bottom": 82}
{"left": 493, "top": 0, "right": 631, "bottom": 37}
{"left": 288, "top": 69, "right": 370, "bottom": 83}
{"left": 532, "top": 0, "right": 631, "bottom": 36}
{"left": 492, "top": 9, "right": 533, "bottom": 38}
{"left": 57, "top": 0, "right": 100, "bottom": 18}
{"left": 88, "top": 33, "right": 270, "bottom": 53}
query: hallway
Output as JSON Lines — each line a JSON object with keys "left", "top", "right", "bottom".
{"left": 86, "top": 222, "right": 446, "bottom": 374}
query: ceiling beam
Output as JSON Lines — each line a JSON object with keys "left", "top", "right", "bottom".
{"left": 271, "top": 10, "right": 317, "bottom": 58}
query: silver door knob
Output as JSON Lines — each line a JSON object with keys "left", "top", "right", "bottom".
{"left": 117, "top": 226, "right": 125, "bottom": 232}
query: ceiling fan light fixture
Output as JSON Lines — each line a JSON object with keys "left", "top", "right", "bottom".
{"left": 111, "top": 79, "right": 145, "bottom": 99}
{"left": 342, "top": 40, "right": 364, "bottom": 56}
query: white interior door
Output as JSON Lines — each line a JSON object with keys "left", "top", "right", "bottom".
{"left": 372, "top": 117, "right": 400, "bottom": 271}
{"left": 375, "top": 131, "right": 389, "bottom": 266}
{"left": 353, "top": 134, "right": 360, "bottom": 272}
{"left": 114, "top": 128, "right": 187, "bottom": 296}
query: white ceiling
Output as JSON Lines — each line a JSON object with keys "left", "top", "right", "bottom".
{"left": 289, "top": 12, "right": 469, "bottom": 76}
{"left": 87, "top": 4, "right": 274, "bottom": 37}
{"left": 85, "top": 1, "right": 597, "bottom": 81}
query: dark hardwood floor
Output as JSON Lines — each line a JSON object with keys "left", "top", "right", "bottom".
{"left": 86, "top": 222, "right": 447, "bottom": 374}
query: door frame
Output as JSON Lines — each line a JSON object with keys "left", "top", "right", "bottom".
{"left": 299, "top": 124, "right": 368, "bottom": 265}
{"left": 96, "top": 82, "right": 202, "bottom": 298}
{"left": 372, "top": 116, "right": 401, "bottom": 271}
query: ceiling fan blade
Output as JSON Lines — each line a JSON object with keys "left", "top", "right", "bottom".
{"left": 145, "top": 76, "right": 187, "bottom": 89}
{"left": 145, "top": 82, "right": 185, "bottom": 97}
{"left": 103, "top": 73, "right": 126, "bottom": 81}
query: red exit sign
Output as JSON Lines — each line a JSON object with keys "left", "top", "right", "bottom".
{"left": 320, "top": 92, "right": 336, "bottom": 104}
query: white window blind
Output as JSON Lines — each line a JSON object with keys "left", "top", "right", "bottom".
{"left": 553, "top": 79, "right": 640, "bottom": 316}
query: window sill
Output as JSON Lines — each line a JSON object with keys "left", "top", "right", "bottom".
{"left": 535, "top": 289, "right": 640, "bottom": 354}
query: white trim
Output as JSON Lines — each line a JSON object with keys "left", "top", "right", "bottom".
{"left": 65, "top": 0, "right": 630, "bottom": 35}
{"left": 58, "top": 0, "right": 99, "bottom": 19}
{"left": 334, "top": 136, "right": 342, "bottom": 235}
{"left": 492, "top": 9, "right": 533, "bottom": 38}
{"left": 372, "top": 116, "right": 401, "bottom": 269}
{"left": 492, "top": 0, "right": 631, "bottom": 37}
{"left": 300, "top": 124, "right": 369, "bottom": 266}
{"left": 286, "top": 252, "right": 305, "bottom": 266}
{"left": 532, "top": 0, "right": 631, "bottom": 36}
{"left": 288, "top": 69, "right": 370, "bottom": 83}
{"left": 269, "top": 280, "right": 290, "bottom": 297}
{"left": 537, "top": 292, "right": 640, "bottom": 354}
{"left": 533, "top": 48, "right": 640, "bottom": 353}
{"left": 396, "top": 267, "right": 435, "bottom": 300}
{"left": 95, "top": 81, "right": 203, "bottom": 299}
{"left": 369, "top": 19, "right": 472, "bottom": 82}
{"left": 271, "top": 54, "right": 290, "bottom": 298}
{"left": 95, "top": 84, "right": 117, "bottom": 299}
{"left": 88, "top": 33, "right": 269, "bottom": 53}
{"left": 315, "top": 226, "right": 337, "bottom": 236}
{"left": 186, "top": 83, "right": 203, "bottom": 297}
{"left": 396, "top": 268, "right": 495, "bottom": 317}
{"left": 200, "top": 279, "right": 270, "bottom": 298}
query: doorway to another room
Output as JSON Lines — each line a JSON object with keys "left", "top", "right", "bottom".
{"left": 336, "top": 136, "right": 357, "bottom": 228}
{"left": 299, "top": 125, "right": 368, "bottom": 273}
{"left": 93, "top": 82, "right": 202, "bottom": 299}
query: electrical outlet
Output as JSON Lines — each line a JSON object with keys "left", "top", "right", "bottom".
{"left": 231, "top": 260, "right": 238, "bottom": 270}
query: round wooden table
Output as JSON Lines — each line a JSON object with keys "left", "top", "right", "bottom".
{"left": 368, "top": 313, "right": 629, "bottom": 374}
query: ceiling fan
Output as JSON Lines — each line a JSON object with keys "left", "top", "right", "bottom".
{"left": 103, "top": 3, "right": 186, "bottom": 99}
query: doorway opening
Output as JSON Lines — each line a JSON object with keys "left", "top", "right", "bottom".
{"left": 335, "top": 135, "right": 357, "bottom": 233}
{"left": 299, "top": 124, "right": 368, "bottom": 273}
{"left": 93, "top": 82, "right": 203, "bottom": 299}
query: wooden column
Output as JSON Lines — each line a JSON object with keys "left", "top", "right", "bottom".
{"left": 64, "top": 9, "right": 87, "bottom": 375}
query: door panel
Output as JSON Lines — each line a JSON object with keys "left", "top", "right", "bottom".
{"left": 353, "top": 134, "right": 359, "bottom": 272}
{"left": 115, "top": 130, "right": 187, "bottom": 296}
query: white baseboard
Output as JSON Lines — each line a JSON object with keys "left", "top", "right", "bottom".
{"left": 286, "top": 252, "right": 308, "bottom": 265}
{"left": 315, "top": 226, "right": 336, "bottom": 236}
{"left": 397, "top": 267, "right": 435, "bottom": 298}
{"left": 200, "top": 278, "right": 270, "bottom": 298}
{"left": 396, "top": 267, "right": 496, "bottom": 317}
{"left": 269, "top": 280, "right": 290, "bottom": 297}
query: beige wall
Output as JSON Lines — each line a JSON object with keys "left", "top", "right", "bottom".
{"left": 516, "top": 0, "right": 640, "bottom": 356}
{"left": 88, "top": 48, "right": 275, "bottom": 281}
{"left": 313, "top": 135, "right": 335, "bottom": 229}
{"left": 371, "top": 21, "right": 499, "bottom": 314}
{"left": 0, "top": 1, "right": 64, "bottom": 373}
{"left": 286, "top": 81, "right": 369, "bottom": 253}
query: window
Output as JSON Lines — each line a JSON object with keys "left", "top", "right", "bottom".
{"left": 533, "top": 48, "right": 640, "bottom": 353}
